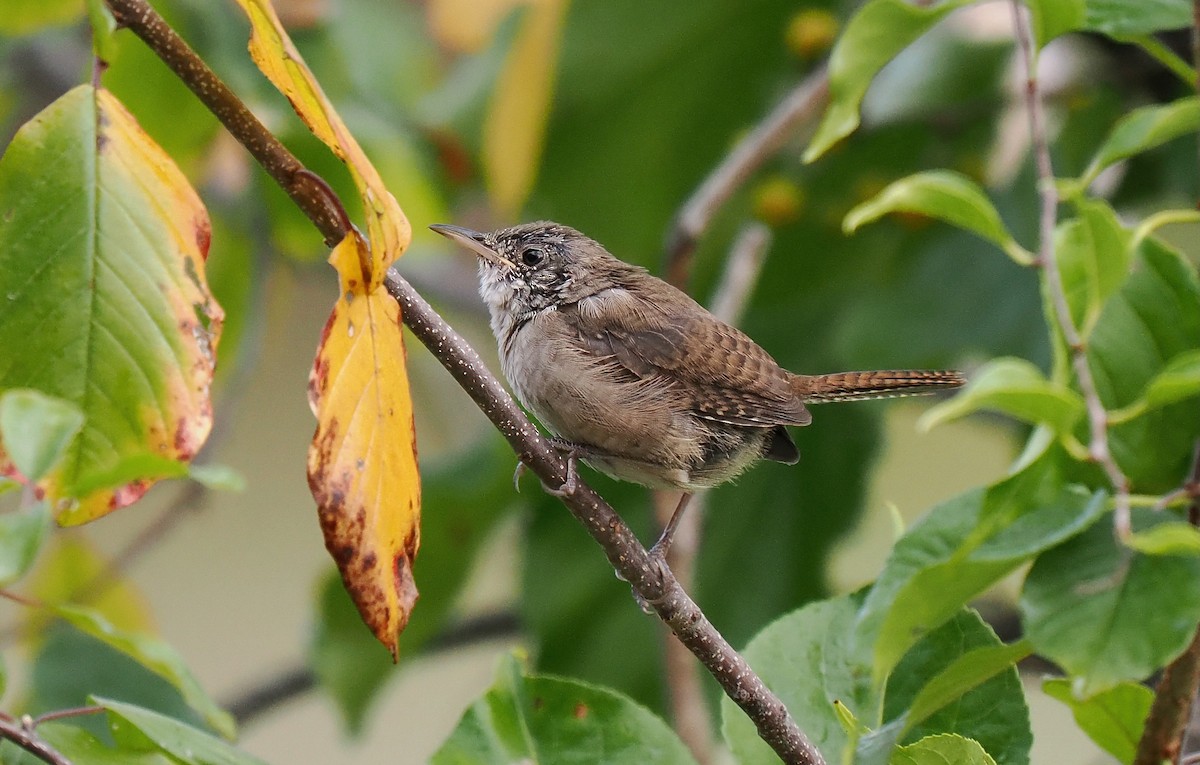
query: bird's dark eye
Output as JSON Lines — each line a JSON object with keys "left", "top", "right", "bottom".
{"left": 521, "top": 248, "right": 544, "bottom": 267}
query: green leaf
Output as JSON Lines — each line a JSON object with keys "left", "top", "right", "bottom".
{"left": 1054, "top": 199, "right": 1132, "bottom": 335}
{"left": 1088, "top": 239, "right": 1200, "bottom": 490}
{"left": 0, "top": 390, "right": 85, "bottom": 483}
{"left": 904, "top": 640, "right": 1034, "bottom": 729}
{"left": 30, "top": 623, "right": 205, "bottom": 741}
{"left": 858, "top": 453, "right": 1105, "bottom": 681}
{"left": 95, "top": 697, "right": 267, "bottom": 765}
{"left": 0, "top": 85, "right": 223, "bottom": 524}
{"left": 432, "top": 654, "right": 696, "bottom": 764}
{"left": 1125, "top": 521, "right": 1200, "bottom": 556}
{"left": 53, "top": 604, "right": 236, "bottom": 738}
{"left": 804, "top": 0, "right": 975, "bottom": 162}
{"left": 722, "top": 595, "right": 872, "bottom": 764}
{"left": 891, "top": 734, "right": 997, "bottom": 765}
{"left": 857, "top": 640, "right": 1033, "bottom": 764}
{"left": 38, "top": 723, "right": 174, "bottom": 765}
{"left": 1076, "top": 96, "right": 1200, "bottom": 190}
{"left": 1027, "top": 0, "right": 1086, "bottom": 44}
{"left": 1021, "top": 509, "right": 1200, "bottom": 695}
{"left": 1132, "top": 209, "right": 1200, "bottom": 248}
{"left": 880, "top": 611, "right": 1031, "bottom": 765}
{"left": 918, "top": 357, "right": 1084, "bottom": 434}
{"left": 1142, "top": 349, "right": 1200, "bottom": 411}
{"left": 0, "top": 0, "right": 84, "bottom": 34}
{"left": 87, "top": 0, "right": 119, "bottom": 62}
{"left": 1042, "top": 679, "right": 1151, "bottom": 764}
{"left": 732, "top": 599, "right": 1030, "bottom": 765}
{"left": 187, "top": 464, "right": 246, "bottom": 492}
{"left": 843, "top": 170, "right": 1032, "bottom": 265}
{"left": 1082, "top": 0, "right": 1192, "bottom": 36}
{"left": 70, "top": 452, "right": 189, "bottom": 497}
{"left": 0, "top": 502, "right": 50, "bottom": 587}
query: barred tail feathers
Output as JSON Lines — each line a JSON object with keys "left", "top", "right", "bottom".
{"left": 792, "top": 370, "right": 965, "bottom": 403}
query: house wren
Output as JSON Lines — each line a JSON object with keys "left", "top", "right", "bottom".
{"left": 432, "top": 221, "right": 963, "bottom": 502}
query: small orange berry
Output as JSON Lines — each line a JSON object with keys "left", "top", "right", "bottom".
{"left": 752, "top": 176, "right": 805, "bottom": 226}
{"left": 785, "top": 9, "right": 839, "bottom": 60}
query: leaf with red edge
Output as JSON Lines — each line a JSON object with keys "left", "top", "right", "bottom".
{"left": 307, "top": 232, "right": 420, "bottom": 657}
{"left": 0, "top": 85, "right": 222, "bottom": 524}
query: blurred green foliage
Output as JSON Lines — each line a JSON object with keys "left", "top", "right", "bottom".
{"left": 2, "top": 0, "right": 1200, "bottom": 762}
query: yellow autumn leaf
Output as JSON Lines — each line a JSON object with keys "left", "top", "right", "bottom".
{"left": 233, "top": 0, "right": 411, "bottom": 286}
{"left": 483, "top": 0, "right": 569, "bottom": 216}
{"left": 232, "top": 0, "right": 421, "bottom": 653}
{"left": 308, "top": 233, "right": 420, "bottom": 656}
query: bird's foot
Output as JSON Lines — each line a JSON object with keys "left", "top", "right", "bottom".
{"left": 512, "top": 438, "right": 587, "bottom": 495}
{"left": 648, "top": 492, "right": 693, "bottom": 562}
{"left": 540, "top": 438, "right": 585, "bottom": 498}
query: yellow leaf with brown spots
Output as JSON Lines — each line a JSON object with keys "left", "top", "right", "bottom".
{"left": 232, "top": 0, "right": 420, "bottom": 652}
{"left": 307, "top": 231, "right": 419, "bottom": 656}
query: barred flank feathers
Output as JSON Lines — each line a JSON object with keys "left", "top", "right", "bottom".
{"left": 792, "top": 370, "right": 966, "bottom": 403}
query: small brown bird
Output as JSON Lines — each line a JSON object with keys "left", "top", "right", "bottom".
{"left": 432, "top": 221, "right": 963, "bottom": 547}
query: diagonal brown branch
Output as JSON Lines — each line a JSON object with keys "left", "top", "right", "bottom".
{"left": 0, "top": 716, "right": 72, "bottom": 765}
{"left": 100, "top": 0, "right": 824, "bottom": 761}
{"left": 1135, "top": 441, "right": 1200, "bottom": 765}
{"left": 664, "top": 69, "right": 828, "bottom": 286}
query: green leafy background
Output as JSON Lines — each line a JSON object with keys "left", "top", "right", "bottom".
{"left": 1, "top": 0, "right": 1198, "bottom": 762}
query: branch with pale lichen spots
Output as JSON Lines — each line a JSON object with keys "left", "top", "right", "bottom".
{"left": 100, "top": 0, "right": 825, "bottom": 761}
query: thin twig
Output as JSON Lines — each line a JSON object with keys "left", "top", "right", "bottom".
{"left": 1135, "top": 441, "right": 1200, "bottom": 765}
{"left": 1009, "top": 0, "right": 1132, "bottom": 537}
{"left": 710, "top": 223, "right": 773, "bottom": 326}
{"left": 30, "top": 706, "right": 104, "bottom": 728}
{"left": 102, "top": 2, "right": 824, "bottom": 761}
{"left": 225, "top": 666, "right": 314, "bottom": 725}
{"left": 0, "top": 589, "right": 42, "bottom": 608}
{"left": 0, "top": 716, "right": 72, "bottom": 765}
{"left": 664, "top": 69, "right": 828, "bottom": 286}
{"left": 226, "top": 611, "right": 521, "bottom": 725}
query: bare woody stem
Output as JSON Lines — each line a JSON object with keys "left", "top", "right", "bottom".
{"left": 1135, "top": 441, "right": 1200, "bottom": 765}
{"left": 1132, "top": 6, "right": 1200, "bottom": 760}
{"left": 1009, "top": 0, "right": 1132, "bottom": 536}
{"left": 101, "top": 0, "right": 824, "bottom": 762}
{"left": 0, "top": 716, "right": 72, "bottom": 765}
{"left": 663, "top": 69, "right": 829, "bottom": 286}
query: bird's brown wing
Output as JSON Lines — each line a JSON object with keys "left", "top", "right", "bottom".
{"left": 564, "top": 287, "right": 811, "bottom": 427}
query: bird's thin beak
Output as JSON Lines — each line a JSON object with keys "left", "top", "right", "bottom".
{"left": 429, "top": 224, "right": 515, "bottom": 268}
